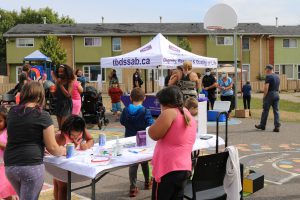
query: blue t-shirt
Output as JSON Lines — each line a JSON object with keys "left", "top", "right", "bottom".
{"left": 242, "top": 84, "right": 252, "bottom": 96}
{"left": 265, "top": 74, "right": 280, "bottom": 92}
{"left": 218, "top": 77, "right": 234, "bottom": 96}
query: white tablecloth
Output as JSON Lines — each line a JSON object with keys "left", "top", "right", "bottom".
{"left": 44, "top": 134, "right": 224, "bottom": 182}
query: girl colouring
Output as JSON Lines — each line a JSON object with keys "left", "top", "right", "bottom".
{"left": 53, "top": 115, "right": 94, "bottom": 200}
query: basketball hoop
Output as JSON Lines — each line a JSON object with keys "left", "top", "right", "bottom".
{"left": 203, "top": 3, "right": 238, "bottom": 30}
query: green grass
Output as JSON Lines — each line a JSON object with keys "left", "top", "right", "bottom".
{"left": 235, "top": 97, "right": 300, "bottom": 113}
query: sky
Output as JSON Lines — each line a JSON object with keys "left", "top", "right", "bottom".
{"left": 0, "top": 0, "right": 300, "bottom": 25}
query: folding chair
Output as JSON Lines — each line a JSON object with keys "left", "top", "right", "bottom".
{"left": 184, "top": 112, "right": 243, "bottom": 200}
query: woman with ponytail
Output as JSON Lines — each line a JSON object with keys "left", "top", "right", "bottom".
{"left": 149, "top": 86, "right": 196, "bottom": 200}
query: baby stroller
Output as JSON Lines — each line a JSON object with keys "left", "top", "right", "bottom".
{"left": 0, "top": 84, "right": 19, "bottom": 109}
{"left": 81, "top": 86, "right": 109, "bottom": 130}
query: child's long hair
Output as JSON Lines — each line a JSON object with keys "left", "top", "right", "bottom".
{"left": 56, "top": 64, "right": 75, "bottom": 83}
{"left": 61, "top": 115, "right": 86, "bottom": 140}
{"left": 12, "top": 82, "right": 45, "bottom": 116}
{"left": 156, "top": 86, "right": 190, "bottom": 126}
{"left": 0, "top": 105, "right": 7, "bottom": 129}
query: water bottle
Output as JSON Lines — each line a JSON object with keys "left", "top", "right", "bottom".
{"left": 113, "top": 137, "right": 122, "bottom": 156}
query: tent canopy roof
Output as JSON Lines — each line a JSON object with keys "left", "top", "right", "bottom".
{"left": 24, "top": 50, "right": 51, "bottom": 62}
{"left": 101, "top": 33, "right": 217, "bottom": 69}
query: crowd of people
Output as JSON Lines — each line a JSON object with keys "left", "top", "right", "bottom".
{"left": 0, "top": 61, "right": 280, "bottom": 200}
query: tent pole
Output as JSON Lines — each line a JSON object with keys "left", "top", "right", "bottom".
{"left": 152, "top": 69, "right": 154, "bottom": 93}
{"left": 144, "top": 69, "right": 147, "bottom": 93}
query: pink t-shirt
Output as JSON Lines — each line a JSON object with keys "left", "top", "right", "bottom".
{"left": 72, "top": 80, "right": 81, "bottom": 100}
{"left": 0, "top": 129, "right": 7, "bottom": 158}
{"left": 151, "top": 108, "right": 196, "bottom": 182}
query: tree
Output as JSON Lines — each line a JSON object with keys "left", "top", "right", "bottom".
{"left": 178, "top": 37, "right": 192, "bottom": 52}
{"left": 40, "top": 35, "right": 67, "bottom": 67}
{"left": 0, "top": 7, "right": 74, "bottom": 66}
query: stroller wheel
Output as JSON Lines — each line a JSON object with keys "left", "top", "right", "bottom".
{"left": 98, "top": 121, "right": 103, "bottom": 130}
{"left": 104, "top": 119, "right": 109, "bottom": 126}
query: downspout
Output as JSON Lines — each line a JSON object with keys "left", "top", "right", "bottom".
{"left": 259, "top": 35, "right": 264, "bottom": 75}
{"left": 71, "top": 35, "right": 75, "bottom": 69}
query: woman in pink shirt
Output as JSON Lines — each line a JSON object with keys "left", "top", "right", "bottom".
{"left": 71, "top": 80, "right": 83, "bottom": 115}
{"left": 149, "top": 86, "right": 196, "bottom": 200}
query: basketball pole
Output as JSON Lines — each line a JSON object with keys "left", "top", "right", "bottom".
{"left": 234, "top": 30, "right": 238, "bottom": 110}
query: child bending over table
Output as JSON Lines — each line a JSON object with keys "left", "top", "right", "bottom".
{"left": 120, "top": 87, "right": 154, "bottom": 197}
{"left": 149, "top": 86, "right": 196, "bottom": 200}
{"left": 53, "top": 115, "right": 94, "bottom": 200}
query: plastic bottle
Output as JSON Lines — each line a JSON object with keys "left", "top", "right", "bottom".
{"left": 114, "top": 137, "right": 122, "bottom": 156}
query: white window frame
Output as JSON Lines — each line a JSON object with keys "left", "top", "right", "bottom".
{"left": 282, "top": 38, "right": 298, "bottom": 48}
{"left": 274, "top": 64, "right": 280, "bottom": 75}
{"left": 83, "top": 65, "right": 106, "bottom": 82}
{"left": 298, "top": 65, "right": 300, "bottom": 80}
{"left": 279, "top": 64, "right": 294, "bottom": 80}
{"left": 16, "top": 66, "right": 23, "bottom": 83}
{"left": 84, "top": 37, "right": 102, "bottom": 47}
{"left": 16, "top": 38, "right": 34, "bottom": 47}
{"left": 216, "top": 36, "right": 233, "bottom": 46}
{"left": 242, "top": 37, "right": 250, "bottom": 50}
{"left": 112, "top": 37, "right": 121, "bottom": 51}
{"left": 242, "top": 64, "right": 251, "bottom": 81}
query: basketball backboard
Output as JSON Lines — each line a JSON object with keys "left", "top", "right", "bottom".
{"left": 204, "top": 3, "right": 238, "bottom": 30}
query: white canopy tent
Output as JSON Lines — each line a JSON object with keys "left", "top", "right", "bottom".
{"left": 101, "top": 33, "right": 218, "bottom": 69}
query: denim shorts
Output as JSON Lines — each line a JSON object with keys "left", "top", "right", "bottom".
{"left": 112, "top": 102, "right": 122, "bottom": 112}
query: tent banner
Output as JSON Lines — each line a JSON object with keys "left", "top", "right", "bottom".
{"left": 101, "top": 33, "right": 218, "bottom": 69}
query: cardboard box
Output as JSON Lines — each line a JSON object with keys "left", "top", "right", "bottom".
{"left": 235, "top": 109, "right": 250, "bottom": 118}
{"left": 243, "top": 172, "right": 264, "bottom": 193}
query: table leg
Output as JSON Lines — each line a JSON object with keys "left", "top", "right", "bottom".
{"left": 67, "top": 171, "right": 71, "bottom": 200}
{"left": 92, "top": 179, "right": 96, "bottom": 200}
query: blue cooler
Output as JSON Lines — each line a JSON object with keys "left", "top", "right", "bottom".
{"left": 207, "top": 110, "right": 226, "bottom": 122}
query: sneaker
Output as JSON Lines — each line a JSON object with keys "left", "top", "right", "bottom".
{"left": 129, "top": 187, "right": 138, "bottom": 197}
{"left": 144, "top": 180, "right": 153, "bottom": 190}
{"left": 255, "top": 124, "right": 265, "bottom": 130}
{"left": 273, "top": 127, "right": 280, "bottom": 132}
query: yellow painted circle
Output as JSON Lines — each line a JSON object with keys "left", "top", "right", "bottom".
{"left": 279, "top": 165, "right": 294, "bottom": 169}
{"left": 292, "top": 159, "right": 300, "bottom": 163}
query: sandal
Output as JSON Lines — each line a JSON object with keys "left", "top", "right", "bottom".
{"left": 129, "top": 187, "right": 138, "bottom": 197}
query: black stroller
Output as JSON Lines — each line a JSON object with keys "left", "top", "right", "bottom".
{"left": 81, "top": 86, "right": 109, "bottom": 129}
{"left": 0, "top": 84, "right": 19, "bottom": 109}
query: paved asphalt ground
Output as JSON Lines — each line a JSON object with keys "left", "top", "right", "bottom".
{"left": 41, "top": 96, "right": 300, "bottom": 200}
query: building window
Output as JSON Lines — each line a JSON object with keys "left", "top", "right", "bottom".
{"left": 280, "top": 64, "right": 294, "bottom": 79}
{"left": 16, "top": 66, "right": 23, "bottom": 83}
{"left": 112, "top": 37, "right": 121, "bottom": 51}
{"left": 216, "top": 36, "right": 233, "bottom": 45}
{"left": 148, "top": 69, "right": 168, "bottom": 81}
{"left": 16, "top": 38, "right": 34, "bottom": 47}
{"left": 84, "top": 37, "right": 102, "bottom": 47}
{"left": 283, "top": 39, "right": 297, "bottom": 48}
{"left": 242, "top": 64, "right": 250, "bottom": 81}
{"left": 83, "top": 65, "right": 106, "bottom": 82}
{"left": 242, "top": 37, "right": 250, "bottom": 50}
{"left": 274, "top": 65, "right": 280, "bottom": 75}
{"left": 298, "top": 65, "right": 300, "bottom": 80}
